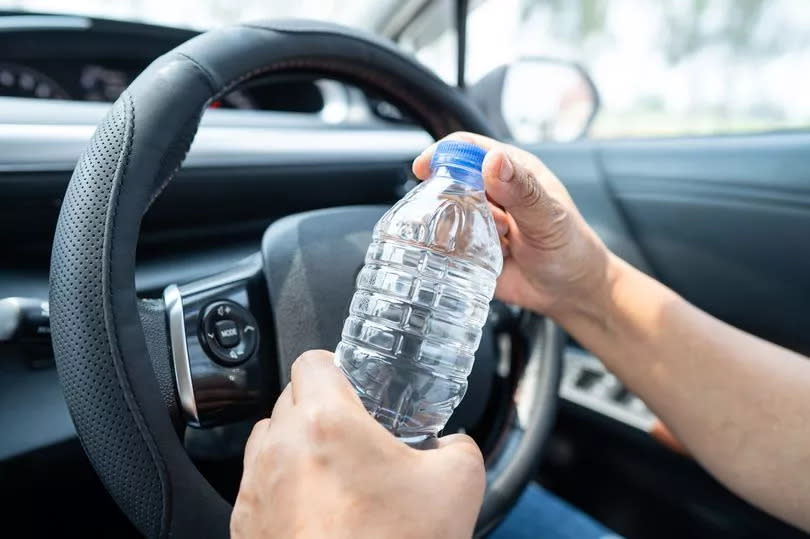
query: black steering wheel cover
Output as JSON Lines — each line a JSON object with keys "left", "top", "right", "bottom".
{"left": 476, "top": 317, "right": 564, "bottom": 536}
{"left": 50, "top": 20, "right": 494, "bottom": 537}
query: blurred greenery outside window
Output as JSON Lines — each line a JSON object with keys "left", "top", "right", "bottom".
{"left": 404, "top": 0, "right": 810, "bottom": 140}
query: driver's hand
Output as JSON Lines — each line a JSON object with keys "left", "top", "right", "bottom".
{"left": 231, "top": 350, "right": 485, "bottom": 539}
{"left": 413, "top": 132, "right": 611, "bottom": 318}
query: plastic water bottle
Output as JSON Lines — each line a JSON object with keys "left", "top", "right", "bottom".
{"left": 335, "top": 141, "right": 503, "bottom": 443}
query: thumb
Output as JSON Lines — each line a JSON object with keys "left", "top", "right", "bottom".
{"left": 482, "top": 148, "right": 568, "bottom": 244}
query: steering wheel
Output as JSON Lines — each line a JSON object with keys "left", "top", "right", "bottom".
{"left": 49, "top": 20, "right": 562, "bottom": 538}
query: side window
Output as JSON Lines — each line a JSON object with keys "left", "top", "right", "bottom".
{"left": 407, "top": 0, "right": 810, "bottom": 140}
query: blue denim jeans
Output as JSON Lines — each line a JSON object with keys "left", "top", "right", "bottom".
{"left": 488, "top": 483, "right": 621, "bottom": 539}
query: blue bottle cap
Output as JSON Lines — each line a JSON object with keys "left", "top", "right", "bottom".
{"left": 429, "top": 140, "right": 487, "bottom": 174}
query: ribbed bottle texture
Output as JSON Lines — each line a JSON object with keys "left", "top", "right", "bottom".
{"left": 335, "top": 142, "right": 502, "bottom": 442}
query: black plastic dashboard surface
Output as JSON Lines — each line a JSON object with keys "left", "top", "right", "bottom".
{"left": 0, "top": 12, "right": 328, "bottom": 111}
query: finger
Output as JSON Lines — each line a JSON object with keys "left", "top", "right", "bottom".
{"left": 412, "top": 131, "right": 499, "bottom": 180}
{"left": 243, "top": 417, "right": 272, "bottom": 465}
{"left": 501, "top": 237, "right": 510, "bottom": 258}
{"left": 490, "top": 203, "right": 510, "bottom": 237}
{"left": 290, "top": 349, "right": 360, "bottom": 407}
{"left": 482, "top": 148, "right": 567, "bottom": 241}
{"left": 270, "top": 382, "right": 294, "bottom": 418}
{"left": 494, "top": 259, "right": 540, "bottom": 310}
{"left": 411, "top": 142, "right": 438, "bottom": 180}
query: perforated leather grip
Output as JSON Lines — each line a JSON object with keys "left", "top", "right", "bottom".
{"left": 50, "top": 20, "right": 491, "bottom": 538}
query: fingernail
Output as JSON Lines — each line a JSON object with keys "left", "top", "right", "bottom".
{"left": 496, "top": 222, "right": 508, "bottom": 236}
{"left": 501, "top": 244, "right": 510, "bottom": 257}
{"left": 498, "top": 154, "right": 514, "bottom": 182}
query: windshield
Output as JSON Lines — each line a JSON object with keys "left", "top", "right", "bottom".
{"left": 0, "top": 0, "right": 406, "bottom": 31}
{"left": 3, "top": 0, "right": 807, "bottom": 139}
{"left": 406, "top": 0, "right": 810, "bottom": 138}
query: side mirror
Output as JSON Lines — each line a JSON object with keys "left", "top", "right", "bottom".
{"left": 469, "top": 58, "right": 600, "bottom": 143}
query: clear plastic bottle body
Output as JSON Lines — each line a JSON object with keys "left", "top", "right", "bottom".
{"left": 335, "top": 163, "right": 502, "bottom": 442}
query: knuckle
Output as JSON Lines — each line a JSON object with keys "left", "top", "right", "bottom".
{"left": 547, "top": 197, "right": 569, "bottom": 225}
{"left": 291, "top": 350, "right": 322, "bottom": 378}
{"left": 445, "top": 131, "right": 472, "bottom": 141}
{"left": 522, "top": 204, "right": 572, "bottom": 251}
{"left": 296, "top": 349, "right": 320, "bottom": 365}
{"left": 290, "top": 358, "right": 304, "bottom": 379}
{"left": 298, "top": 349, "right": 332, "bottom": 368}
{"left": 234, "top": 479, "right": 260, "bottom": 510}
{"left": 249, "top": 418, "right": 271, "bottom": 437}
{"left": 244, "top": 418, "right": 271, "bottom": 458}
{"left": 303, "top": 403, "right": 346, "bottom": 443}
{"left": 518, "top": 170, "right": 544, "bottom": 208}
{"left": 257, "top": 433, "right": 288, "bottom": 463}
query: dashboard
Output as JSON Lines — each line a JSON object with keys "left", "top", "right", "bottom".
{"left": 0, "top": 58, "right": 330, "bottom": 110}
{"left": 0, "top": 13, "right": 327, "bottom": 112}
{"left": 0, "top": 59, "right": 260, "bottom": 108}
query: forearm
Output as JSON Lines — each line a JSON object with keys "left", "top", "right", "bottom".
{"left": 554, "top": 254, "right": 810, "bottom": 531}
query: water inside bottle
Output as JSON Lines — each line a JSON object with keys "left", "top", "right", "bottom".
{"left": 335, "top": 142, "right": 502, "bottom": 442}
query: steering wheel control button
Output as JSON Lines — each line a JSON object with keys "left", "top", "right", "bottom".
{"left": 214, "top": 320, "right": 240, "bottom": 348}
{"left": 199, "top": 300, "right": 258, "bottom": 366}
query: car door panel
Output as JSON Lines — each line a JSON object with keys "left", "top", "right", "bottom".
{"left": 598, "top": 133, "right": 810, "bottom": 354}
{"left": 522, "top": 133, "right": 809, "bottom": 538}
{"left": 527, "top": 143, "right": 652, "bottom": 273}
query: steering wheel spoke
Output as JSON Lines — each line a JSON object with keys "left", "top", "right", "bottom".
{"left": 163, "top": 253, "right": 275, "bottom": 428}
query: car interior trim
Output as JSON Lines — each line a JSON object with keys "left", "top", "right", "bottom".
{"left": 0, "top": 15, "right": 91, "bottom": 31}
{"left": 0, "top": 120, "right": 431, "bottom": 172}
{"left": 560, "top": 347, "right": 656, "bottom": 432}
{"left": 163, "top": 284, "right": 199, "bottom": 424}
{"left": 177, "top": 254, "right": 262, "bottom": 298}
